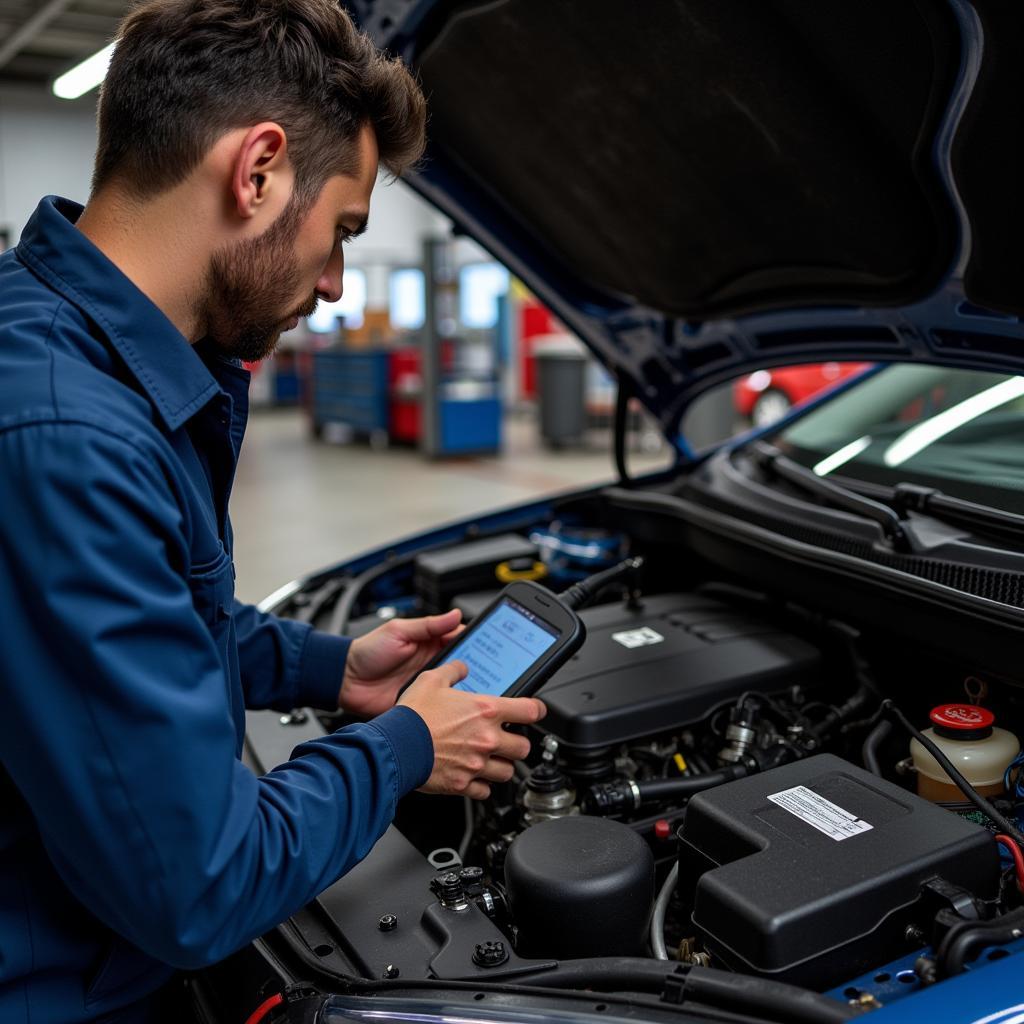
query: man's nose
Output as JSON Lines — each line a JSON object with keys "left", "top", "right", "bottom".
{"left": 317, "top": 246, "right": 344, "bottom": 303}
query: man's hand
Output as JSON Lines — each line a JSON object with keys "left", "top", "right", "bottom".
{"left": 399, "top": 660, "right": 547, "bottom": 800}
{"left": 339, "top": 609, "right": 463, "bottom": 718}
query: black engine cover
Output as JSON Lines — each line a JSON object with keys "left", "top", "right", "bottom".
{"left": 537, "top": 593, "right": 821, "bottom": 750}
{"left": 679, "top": 754, "right": 1001, "bottom": 988}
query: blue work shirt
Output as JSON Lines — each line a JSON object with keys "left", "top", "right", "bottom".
{"left": 0, "top": 197, "right": 434, "bottom": 1024}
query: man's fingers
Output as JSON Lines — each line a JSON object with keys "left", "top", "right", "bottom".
{"left": 394, "top": 609, "right": 462, "bottom": 643}
{"left": 479, "top": 756, "right": 518, "bottom": 783}
{"left": 440, "top": 623, "right": 466, "bottom": 644}
{"left": 424, "top": 659, "right": 467, "bottom": 687}
{"left": 465, "top": 779, "right": 492, "bottom": 801}
{"left": 494, "top": 731, "right": 532, "bottom": 762}
{"left": 492, "top": 696, "right": 547, "bottom": 725}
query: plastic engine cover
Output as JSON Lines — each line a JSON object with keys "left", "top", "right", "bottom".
{"left": 538, "top": 593, "right": 821, "bottom": 750}
{"left": 678, "top": 754, "right": 1001, "bottom": 989}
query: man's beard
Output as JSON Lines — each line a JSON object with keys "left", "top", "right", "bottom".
{"left": 200, "top": 198, "right": 319, "bottom": 362}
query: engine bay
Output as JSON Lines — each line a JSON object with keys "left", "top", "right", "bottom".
{"left": 233, "top": 493, "right": 1024, "bottom": 1022}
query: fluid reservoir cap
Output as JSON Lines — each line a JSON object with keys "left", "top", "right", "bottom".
{"left": 930, "top": 704, "right": 994, "bottom": 739}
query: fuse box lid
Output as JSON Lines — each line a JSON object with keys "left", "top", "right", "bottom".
{"left": 679, "top": 754, "right": 1000, "bottom": 986}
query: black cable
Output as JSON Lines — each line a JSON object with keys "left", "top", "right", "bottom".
{"left": 510, "top": 961, "right": 863, "bottom": 1023}
{"left": 272, "top": 928, "right": 845, "bottom": 1024}
{"left": 276, "top": 921, "right": 863, "bottom": 1024}
{"left": 293, "top": 577, "right": 345, "bottom": 625}
{"left": 861, "top": 719, "right": 892, "bottom": 777}
{"left": 938, "top": 906, "right": 1024, "bottom": 976}
{"left": 882, "top": 700, "right": 1024, "bottom": 847}
{"left": 560, "top": 556, "right": 644, "bottom": 612}
{"left": 328, "top": 560, "right": 396, "bottom": 636}
{"left": 614, "top": 377, "right": 632, "bottom": 487}
{"left": 326, "top": 534, "right": 477, "bottom": 635}
{"left": 636, "top": 768, "right": 747, "bottom": 804}
{"left": 584, "top": 765, "right": 747, "bottom": 814}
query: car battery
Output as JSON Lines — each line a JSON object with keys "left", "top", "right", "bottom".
{"left": 414, "top": 533, "right": 539, "bottom": 613}
{"left": 678, "top": 754, "right": 1000, "bottom": 989}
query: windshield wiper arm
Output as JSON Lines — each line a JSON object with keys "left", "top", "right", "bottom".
{"left": 893, "top": 483, "right": 1024, "bottom": 546}
{"left": 750, "top": 442, "right": 908, "bottom": 550}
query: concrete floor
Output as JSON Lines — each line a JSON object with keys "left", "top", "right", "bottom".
{"left": 230, "top": 409, "right": 673, "bottom": 603}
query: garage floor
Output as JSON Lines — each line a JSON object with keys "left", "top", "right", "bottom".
{"left": 230, "top": 409, "right": 672, "bottom": 603}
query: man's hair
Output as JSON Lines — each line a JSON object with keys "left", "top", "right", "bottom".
{"left": 92, "top": 0, "right": 426, "bottom": 204}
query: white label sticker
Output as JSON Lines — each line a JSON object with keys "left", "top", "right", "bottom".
{"left": 611, "top": 627, "right": 665, "bottom": 649}
{"left": 767, "top": 785, "right": 873, "bottom": 841}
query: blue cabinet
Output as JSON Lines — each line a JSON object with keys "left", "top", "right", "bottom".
{"left": 310, "top": 350, "right": 390, "bottom": 436}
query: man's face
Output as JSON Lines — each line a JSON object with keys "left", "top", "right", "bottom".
{"left": 202, "top": 124, "right": 378, "bottom": 362}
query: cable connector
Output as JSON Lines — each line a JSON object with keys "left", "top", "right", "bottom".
{"left": 560, "top": 556, "right": 644, "bottom": 612}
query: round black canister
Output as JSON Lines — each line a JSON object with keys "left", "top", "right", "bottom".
{"left": 504, "top": 816, "right": 655, "bottom": 959}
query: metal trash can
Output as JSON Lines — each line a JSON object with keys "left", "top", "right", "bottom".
{"left": 535, "top": 335, "right": 587, "bottom": 448}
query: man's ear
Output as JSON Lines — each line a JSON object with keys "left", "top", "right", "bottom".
{"left": 231, "top": 122, "right": 291, "bottom": 220}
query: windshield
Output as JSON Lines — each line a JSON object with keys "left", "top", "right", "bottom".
{"left": 768, "top": 364, "right": 1024, "bottom": 514}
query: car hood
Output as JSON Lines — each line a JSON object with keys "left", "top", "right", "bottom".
{"left": 350, "top": 0, "right": 1024, "bottom": 442}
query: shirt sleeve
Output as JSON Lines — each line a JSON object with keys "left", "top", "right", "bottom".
{"left": 0, "top": 420, "right": 434, "bottom": 970}
{"left": 231, "top": 599, "right": 349, "bottom": 712}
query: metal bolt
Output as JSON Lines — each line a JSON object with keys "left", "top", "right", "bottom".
{"left": 382, "top": 964, "right": 400, "bottom": 979}
{"left": 431, "top": 871, "right": 468, "bottom": 909}
{"left": 379, "top": 914, "right": 398, "bottom": 932}
{"left": 904, "top": 924, "right": 926, "bottom": 944}
{"left": 473, "top": 940, "right": 509, "bottom": 967}
{"left": 854, "top": 994, "right": 883, "bottom": 1010}
{"left": 459, "top": 866, "right": 484, "bottom": 885}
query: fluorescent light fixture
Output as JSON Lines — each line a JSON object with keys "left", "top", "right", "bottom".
{"left": 53, "top": 42, "right": 115, "bottom": 100}
{"left": 883, "top": 375, "right": 1024, "bottom": 468}
{"left": 813, "top": 436, "right": 872, "bottom": 477}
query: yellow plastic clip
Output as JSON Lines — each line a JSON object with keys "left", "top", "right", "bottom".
{"left": 495, "top": 560, "right": 548, "bottom": 584}
{"left": 674, "top": 753, "right": 688, "bottom": 774}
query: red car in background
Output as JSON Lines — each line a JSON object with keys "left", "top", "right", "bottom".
{"left": 733, "top": 361, "right": 873, "bottom": 427}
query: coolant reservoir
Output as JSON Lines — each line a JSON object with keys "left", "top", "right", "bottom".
{"left": 910, "top": 704, "right": 1019, "bottom": 802}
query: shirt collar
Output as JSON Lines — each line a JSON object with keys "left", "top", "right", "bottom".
{"left": 16, "top": 196, "right": 220, "bottom": 432}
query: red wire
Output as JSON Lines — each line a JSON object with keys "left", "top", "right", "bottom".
{"left": 995, "top": 834, "right": 1024, "bottom": 893}
{"left": 243, "top": 992, "right": 285, "bottom": 1024}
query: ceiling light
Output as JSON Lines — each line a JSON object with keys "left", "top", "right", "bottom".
{"left": 813, "top": 436, "right": 872, "bottom": 477}
{"left": 883, "top": 375, "right": 1024, "bottom": 467}
{"left": 53, "top": 42, "right": 115, "bottom": 100}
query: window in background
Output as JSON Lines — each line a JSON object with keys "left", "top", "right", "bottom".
{"left": 307, "top": 269, "right": 367, "bottom": 333}
{"left": 389, "top": 268, "right": 426, "bottom": 330}
{"left": 459, "top": 263, "right": 511, "bottom": 330}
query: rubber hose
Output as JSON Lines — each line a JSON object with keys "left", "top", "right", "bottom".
{"left": 861, "top": 719, "right": 892, "bottom": 777}
{"left": 941, "top": 907, "right": 1024, "bottom": 976}
{"left": 328, "top": 560, "right": 401, "bottom": 636}
{"left": 650, "top": 862, "right": 679, "bottom": 960}
{"left": 636, "top": 767, "right": 747, "bottom": 804}
{"left": 511, "top": 960, "right": 862, "bottom": 1023}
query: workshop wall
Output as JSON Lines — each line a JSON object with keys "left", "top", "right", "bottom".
{"left": 0, "top": 87, "right": 98, "bottom": 246}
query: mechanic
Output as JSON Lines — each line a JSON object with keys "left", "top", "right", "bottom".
{"left": 0, "top": 2, "right": 546, "bottom": 1022}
